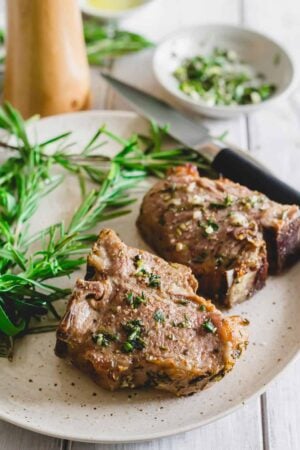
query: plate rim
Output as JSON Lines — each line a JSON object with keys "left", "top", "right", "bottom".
{"left": 1, "top": 349, "right": 299, "bottom": 444}
{"left": 0, "top": 109, "right": 299, "bottom": 443}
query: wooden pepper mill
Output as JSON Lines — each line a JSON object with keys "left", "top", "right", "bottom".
{"left": 4, "top": 0, "right": 91, "bottom": 118}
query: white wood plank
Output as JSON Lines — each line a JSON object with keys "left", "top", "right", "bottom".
{"left": 243, "top": 0, "right": 300, "bottom": 190}
{"left": 119, "top": 0, "right": 242, "bottom": 40}
{"left": 0, "top": 421, "right": 62, "bottom": 450}
{"left": 243, "top": 1, "right": 300, "bottom": 449}
{"left": 260, "top": 357, "right": 300, "bottom": 450}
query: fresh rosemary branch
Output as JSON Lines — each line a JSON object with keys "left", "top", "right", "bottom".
{"left": 83, "top": 20, "right": 154, "bottom": 65}
{"left": 0, "top": 103, "right": 213, "bottom": 358}
{"left": 44, "top": 122, "right": 214, "bottom": 183}
{"left": 0, "top": 104, "right": 144, "bottom": 356}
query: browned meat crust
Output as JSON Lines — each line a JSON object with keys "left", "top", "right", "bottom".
{"left": 137, "top": 165, "right": 300, "bottom": 307}
{"left": 55, "top": 229, "right": 248, "bottom": 396}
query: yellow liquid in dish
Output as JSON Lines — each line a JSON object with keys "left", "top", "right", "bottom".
{"left": 87, "top": 0, "right": 142, "bottom": 10}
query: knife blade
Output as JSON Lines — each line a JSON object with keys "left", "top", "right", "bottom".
{"left": 101, "top": 73, "right": 267, "bottom": 169}
{"left": 102, "top": 73, "right": 300, "bottom": 205}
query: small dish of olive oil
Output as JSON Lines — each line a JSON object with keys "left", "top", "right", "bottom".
{"left": 79, "top": 0, "right": 155, "bottom": 20}
{"left": 87, "top": 0, "right": 142, "bottom": 10}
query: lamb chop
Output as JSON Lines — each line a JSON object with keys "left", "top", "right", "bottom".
{"left": 137, "top": 165, "right": 300, "bottom": 307}
{"left": 55, "top": 229, "right": 248, "bottom": 396}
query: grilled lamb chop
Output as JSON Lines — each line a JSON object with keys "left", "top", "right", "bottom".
{"left": 55, "top": 229, "right": 248, "bottom": 396}
{"left": 137, "top": 165, "right": 300, "bottom": 307}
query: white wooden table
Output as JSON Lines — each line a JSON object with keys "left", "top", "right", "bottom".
{"left": 1, "top": 0, "right": 300, "bottom": 449}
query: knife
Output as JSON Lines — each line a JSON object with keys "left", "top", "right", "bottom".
{"left": 102, "top": 73, "right": 300, "bottom": 205}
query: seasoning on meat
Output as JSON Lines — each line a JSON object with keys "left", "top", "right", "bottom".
{"left": 137, "top": 165, "right": 300, "bottom": 307}
{"left": 55, "top": 229, "right": 248, "bottom": 396}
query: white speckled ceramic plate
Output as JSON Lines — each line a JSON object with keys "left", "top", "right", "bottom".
{"left": 0, "top": 111, "right": 299, "bottom": 443}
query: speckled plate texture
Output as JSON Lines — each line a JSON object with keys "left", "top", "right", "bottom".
{"left": 0, "top": 111, "right": 299, "bottom": 443}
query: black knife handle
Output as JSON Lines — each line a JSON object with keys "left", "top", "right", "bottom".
{"left": 212, "top": 148, "right": 300, "bottom": 205}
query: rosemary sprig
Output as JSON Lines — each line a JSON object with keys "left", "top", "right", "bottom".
{"left": 0, "top": 102, "right": 213, "bottom": 358}
{"left": 0, "top": 104, "right": 144, "bottom": 356}
{"left": 45, "top": 122, "right": 214, "bottom": 184}
{"left": 83, "top": 20, "right": 154, "bottom": 65}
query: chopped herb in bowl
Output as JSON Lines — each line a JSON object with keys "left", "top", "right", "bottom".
{"left": 173, "top": 48, "right": 276, "bottom": 106}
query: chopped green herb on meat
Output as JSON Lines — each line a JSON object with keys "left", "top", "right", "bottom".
{"left": 199, "top": 219, "right": 219, "bottom": 237}
{"left": 202, "top": 319, "right": 217, "bottom": 334}
{"left": 133, "top": 254, "right": 143, "bottom": 269}
{"left": 148, "top": 273, "right": 161, "bottom": 288}
{"left": 122, "top": 319, "right": 145, "bottom": 353}
{"left": 135, "top": 268, "right": 148, "bottom": 278}
{"left": 210, "top": 194, "right": 234, "bottom": 209}
{"left": 93, "top": 331, "right": 118, "bottom": 347}
{"left": 122, "top": 341, "right": 134, "bottom": 352}
{"left": 125, "top": 291, "right": 147, "bottom": 309}
{"left": 153, "top": 309, "right": 165, "bottom": 323}
{"left": 135, "top": 267, "right": 161, "bottom": 288}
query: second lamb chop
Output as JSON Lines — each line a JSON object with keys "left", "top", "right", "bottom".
{"left": 55, "top": 229, "right": 248, "bottom": 396}
{"left": 137, "top": 165, "right": 300, "bottom": 307}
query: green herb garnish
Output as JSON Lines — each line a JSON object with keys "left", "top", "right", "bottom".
{"left": 93, "top": 331, "right": 118, "bottom": 347}
{"left": 126, "top": 291, "right": 147, "bottom": 309}
{"left": 135, "top": 268, "right": 148, "bottom": 278}
{"left": 148, "top": 273, "right": 161, "bottom": 288}
{"left": 202, "top": 319, "right": 217, "bottom": 333}
{"left": 135, "top": 268, "right": 161, "bottom": 288}
{"left": 210, "top": 195, "right": 233, "bottom": 209}
{"left": 200, "top": 219, "right": 219, "bottom": 237}
{"left": 122, "top": 319, "right": 145, "bottom": 353}
{"left": 153, "top": 309, "right": 165, "bottom": 323}
{"left": 133, "top": 254, "right": 143, "bottom": 269}
{"left": 174, "top": 48, "right": 276, "bottom": 106}
{"left": 122, "top": 341, "right": 134, "bottom": 353}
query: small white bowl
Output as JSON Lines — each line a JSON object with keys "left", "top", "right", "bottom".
{"left": 153, "top": 24, "right": 296, "bottom": 119}
{"left": 79, "top": 0, "right": 155, "bottom": 22}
